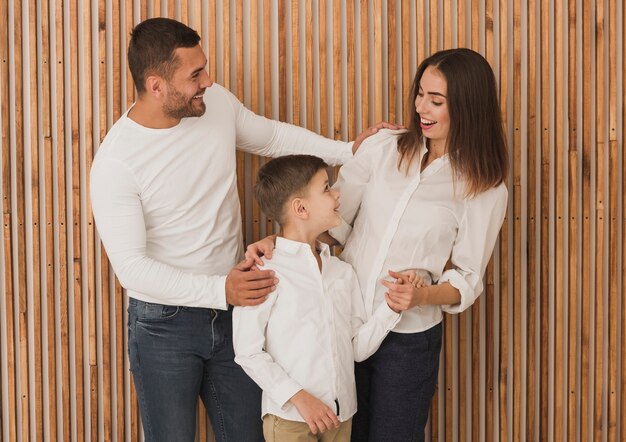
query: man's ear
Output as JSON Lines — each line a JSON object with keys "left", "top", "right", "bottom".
{"left": 144, "top": 75, "right": 165, "bottom": 98}
{"left": 290, "top": 198, "right": 309, "bottom": 220}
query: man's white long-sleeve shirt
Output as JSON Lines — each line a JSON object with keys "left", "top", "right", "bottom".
{"left": 232, "top": 238, "right": 400, "bottom": 422}
{"left": 330, "top": 129, "right": 508, "bottom": 333}
{"left": 90, "top": 83, "right": 352, "bottom": 309}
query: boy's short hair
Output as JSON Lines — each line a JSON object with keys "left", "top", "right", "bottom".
{"left": 255, "top": 155, "right": 328, "bottom": 225}
{"left": 128, "top": 18, "right": 201, "bottom": 95}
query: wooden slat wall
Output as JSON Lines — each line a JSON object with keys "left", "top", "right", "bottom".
{"left": 0, "top": 1, "right": 624, "bottom": 440}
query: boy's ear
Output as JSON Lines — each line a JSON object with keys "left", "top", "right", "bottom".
{"left": 290, "top": 197, "right": 309, "bottom": 220}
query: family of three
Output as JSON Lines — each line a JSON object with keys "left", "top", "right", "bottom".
{"left": 90, "top": 17, "right": 508, "bottom": 442}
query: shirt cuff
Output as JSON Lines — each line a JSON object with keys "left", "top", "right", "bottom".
{"left": 371, "top": 300, "right": 402, "bottom": 329}
{"left": 271, "top": 379, "right": 303, "bottom": 410}
{"left": 213, "top": 275, "right": 229, "bottom": 310}
{"left": 328, "top": 217, "right": 352, "bottom": 246}
{"left": 438, "top": 269, "right": 475, "bottom": 314}
{"left": 340, "top": 141, "right": 355, "bottom": 164}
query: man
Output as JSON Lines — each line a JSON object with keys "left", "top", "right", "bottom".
{"left": 90, "top": 17, "right": 395, "bottom": 442}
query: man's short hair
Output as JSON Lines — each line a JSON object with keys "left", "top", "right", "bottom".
{"left": 255, "top": 155, "right": 328, "bottom": 225}
{"left": 128, "top": 18, "right": 201, "bottom": 94}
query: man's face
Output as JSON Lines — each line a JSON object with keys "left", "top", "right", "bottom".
{"left": 162, "top": 45, "right": 213, "bottom": 119}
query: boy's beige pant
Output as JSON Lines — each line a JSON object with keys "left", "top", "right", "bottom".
{"left": 263, "top": 414, "right": 352, "bottom": 442}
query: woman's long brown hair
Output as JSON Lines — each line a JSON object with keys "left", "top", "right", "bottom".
{"left": 397, "top": 48, "right": 508, "bottom": 197}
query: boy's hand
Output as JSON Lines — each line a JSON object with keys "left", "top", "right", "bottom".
{"left": 398, "top": 269, "right": 427, "bottom": 288}
{"left": 381, "top": 270, "right": 428, "bottom": 311}
{"left": 245, "top": 234, "right": 277, "bottom": 266}
{"left": 289, "top": 390, "right": 340, "bottom": 434}
{"left": 225, "top": 257, "right": 278, "bottom": 306}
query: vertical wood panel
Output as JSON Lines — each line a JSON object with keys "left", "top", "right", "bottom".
{"left": 346, "top": 1, "right": 355, "bottom": 140}
{"left": 594, "top": 0, "right": 605, "bottom": 439}
{"left": 28, "top": 0, "right": 44, "bottom": 438}
{"left": 581, "top": 0, "right": 593, "bottom": 437}
{"left": 622, "top": 4, "right": 626, "bottom": 439}
{"left": 607, "top": 1, "right": 618, "bottom": 441}
{"left": 388, "top": 0, "right": 396, "bottom": 123}
{"left": 373, "top": 0, "right": 382, "bottom": 122}
{"left": 41, "top": 0, "right": 59, "bottom": 437}
{"left": 278, "top": 0, "right": 286, "bottom": 124}
{"left": 512, "top": 0, "right": 522, "bottom": 438}
{"left": 263, "top": 0, "right": 274, "bottom": 237}
{"left": 305, "top": 0, "right": 313, "bottom": 132}
{"left": 13, "top": 0, "right": 31, "bottom": 438}
{"left": 539, "top": 0, "right": 551, "bottom": 437}
{"left": 566, "top": 0, "right": 578, "bottom": 439}
{"left": 332, "top": 0, "right": 341, "bottom": 138}
{"left": 208, "top": 0, "right": 216, "bottom": 80}
{"left": 235, "top": 0, "right": 245, "bottom": 240}
{"left": 429, "top": 0, "right": 437, "bottom": 52}
{"left": 1, "top": 0, "right": 18, "bottom": 439}
{"left": 291, "top": 0, "right": 299, "bottom": 126}
{"left": 401, "top": 0, "right": 410, "bottom": 126}
{"left": 0, "top": 1, "right": 625, "bottom": 441}
{"left": 54, "top": 0, "right": 72, "bottom": 438}
{"left": 250, "top": 0, "right": 261, "bottom": 243}
{"left": 84, "top": 0, "right": 98, "bottom": 438}
{"left": 319, "top": 0, "right": 328, "bottom": 137}
{"left": 554, "top": 0, "right": 565, "bottom": 438}
{"left": 69, "top": 0, "right": 86, "bottom": 437}
{"left": 360, "top": 0, "right": 369, "bottom": 129}
{"left": 526, "top": 0, "right": 538, "bottom": 439}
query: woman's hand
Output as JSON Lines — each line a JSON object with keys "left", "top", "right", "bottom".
{"left": 245, "top": 234, "right": 277, "bottom": 266}
{"left": 381, "top": 269, "right": 429, "bottom": 311}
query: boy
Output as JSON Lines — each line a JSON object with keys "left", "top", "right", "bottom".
{"left": 233, "top": 155, "right": 418, "bottom": 441}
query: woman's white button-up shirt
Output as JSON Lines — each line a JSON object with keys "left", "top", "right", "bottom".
{"left": 330, "top": 129, "right": 508, "bottom": 333}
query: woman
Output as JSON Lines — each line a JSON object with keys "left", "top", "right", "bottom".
{"left": 248, "top": 48, "right": 508, "bottom": 441}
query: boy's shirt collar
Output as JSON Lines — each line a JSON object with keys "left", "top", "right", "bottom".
{"left": 275, "top": 236, "right": 330, "bottom": 258}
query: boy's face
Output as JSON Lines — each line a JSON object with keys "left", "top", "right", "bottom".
{"left": 301, "top": 169, "right": 341, "bottom": 232}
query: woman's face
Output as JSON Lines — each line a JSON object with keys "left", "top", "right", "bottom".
{"left": 414, "top": 66, "right": 450, "bottom": 151}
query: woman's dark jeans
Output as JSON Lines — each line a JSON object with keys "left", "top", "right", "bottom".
{"left": 127, "top": 298, "right": 263, "bottom": 442}
{"left": 351, "top": 322, "right": 443, "bottom": 442}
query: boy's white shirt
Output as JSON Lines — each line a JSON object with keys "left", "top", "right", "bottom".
{"left": 232, "top": 237, "right": 400, "bottom": 422}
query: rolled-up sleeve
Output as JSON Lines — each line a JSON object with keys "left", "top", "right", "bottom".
{"left": 440, "top": 183, "right": 508, "bottom": 314}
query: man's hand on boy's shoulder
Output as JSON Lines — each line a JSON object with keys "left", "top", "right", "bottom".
{"left": 225, "top": 257, "right": 279, "bottom": 306}
{"left": 245, "top": 234, "right": 277, "bottom": 266}
{"left": 289, "top": 390, "right": 340, "bottom": 435}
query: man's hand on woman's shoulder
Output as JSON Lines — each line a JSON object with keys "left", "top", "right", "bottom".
{"left": 352, "top": 121, "right": 404, "bottom": 154}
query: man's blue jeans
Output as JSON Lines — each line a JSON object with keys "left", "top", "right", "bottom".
{"left": 127, "top": 298, "right": 263, "bottom": 442}
{"left": 351, "top": 322, "right": 443, "bottom": 442}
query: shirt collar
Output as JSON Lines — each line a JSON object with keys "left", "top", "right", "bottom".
{"left": 275, "top": 236, "right": 330, "bottom": 258}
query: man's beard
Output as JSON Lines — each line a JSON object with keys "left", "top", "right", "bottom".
{"left": 163, "top": 85, "right": 206, "bottom": 119}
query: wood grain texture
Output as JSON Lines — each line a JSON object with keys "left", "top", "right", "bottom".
{"left": 0, "top": 1, "right": 624, "bottom": 441}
